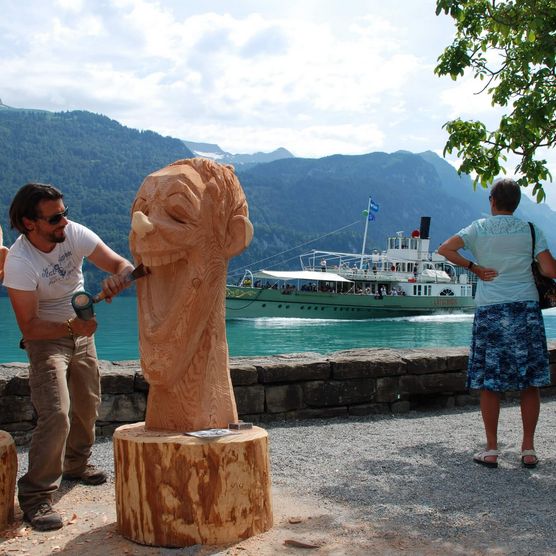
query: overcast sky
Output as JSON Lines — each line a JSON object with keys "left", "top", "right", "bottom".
{"left": 1, "top": 0, "right": 555, "bottom": 207}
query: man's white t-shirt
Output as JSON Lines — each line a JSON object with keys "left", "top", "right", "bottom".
{"left": 3, "top": 221, "right": 100, "bottom": 321}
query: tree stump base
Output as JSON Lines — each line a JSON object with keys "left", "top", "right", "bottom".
{"left": 113, "top": 423, "right": 273, "bottom": 547}
{"left": 0, "top": 430, "right": 17, "bottom": 531}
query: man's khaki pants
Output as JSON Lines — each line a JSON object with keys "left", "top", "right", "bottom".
{"left": 18, "top": 335, "right": 100, "bottom": 514}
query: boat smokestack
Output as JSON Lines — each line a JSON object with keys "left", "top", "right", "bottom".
{"left": 420, "top": 217, "right": 431, "bottom": 240}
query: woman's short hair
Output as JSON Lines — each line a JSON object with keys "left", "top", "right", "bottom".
{"left": 9, "top": 183, "right": 64, "bottom": 234}
{"left": 490, "top": 178, "right": 521, "bottom": 212}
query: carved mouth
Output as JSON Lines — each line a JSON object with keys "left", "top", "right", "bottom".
{"left": 139, "top": 251, "right": 186, "bottom": 267}
{"left": 138, "top": 255, "right": 189, "bottom": 333}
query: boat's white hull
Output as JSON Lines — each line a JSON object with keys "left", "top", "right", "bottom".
{"left": 226, "top": 286, "right": 475, "bottom": 320}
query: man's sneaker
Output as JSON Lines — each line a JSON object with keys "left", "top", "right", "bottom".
{"left": 23, "top": 502, "right": 63, "bottom": 531}
{"left": 63, "top": 464, "right": 107, "bottom": 485}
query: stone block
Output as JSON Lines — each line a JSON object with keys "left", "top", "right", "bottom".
{"left": 400, "top": 371, "right": 466, "bottom": 395}
{"left": 98, "top": 393, "right": 146, "bottom": 422}
{"left": 330, "top": 349, "right": 405, "bottom": 379}
{"left": 455, "top": 394, "right": 479, "bottom": 407}
{"left": 410, "top": 395, "right": 456, "bottom": 411}
{"left": 233, "top": 413, "right": 262, "bottom": 425}
{"left": 230, "top": 365, "right": 259, "bottom": 386}
{"left": 547, "top": 342, "right": 556, "bottom": 363}
{"left": 0, "top": 396, "right": 35, "bottom": 424}
{"left": 134, "top": 372, "right": 149, "bottom": 392}
{"left": 295, "top": 406, "right": 349, "bottom": 420}
{"left": 257, "top": 353, "right": 330, "bottom": 383}
{"left": 0, "top": 421, "right": 35, "bottom": 432}
{"left": 302, "top": 379, "right": 375, "bottom": 407}
{"left": 348, "top": 403, "right": 389, "bottom": 416}
{"left": 12, "top": 431, "right": 33, "bottom": 446}
{"left": 391, "top": 400, "right": 411, "bottom": 414}
{"left": 5, "top": 372, "right": 30, "bottom": 396}
{"left": 111, "top": 360, "right": 141, "bottom": 369}
{"left": 550, "top": 363, "right": 556, "bottom": 385}
{"left": 375, "top": 376, "right": 401, "bottom": 403}
{"left": 541, "top": 385, "right": 556, "bottom": 397}
{"left": 100, "top": 366, "right": 136, "bottom": 394}
{"left": 234, "top": 385, "right": 265, "bottom": 414}
{"left": 265, "top": 384, "right": 304, "bottom": 413}
{"left": 401, "top": 348, "right": 468, "bottom": 374}
{"left": 0, "top": 363, "right": 29, "bottom": 396}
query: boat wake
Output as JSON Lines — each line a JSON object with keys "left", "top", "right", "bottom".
{"left": 384, "top": 313, "right": 474, "bottom": 324}
{"left": 230, "top": 313, "right": 475, "bottom": 328}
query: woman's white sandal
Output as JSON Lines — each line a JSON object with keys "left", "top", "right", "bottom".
{"left": 521, "top": 449, "right": 538, "bottom": 469}
{"left": 473, "top": 450, "right": 499, "bottom": 468}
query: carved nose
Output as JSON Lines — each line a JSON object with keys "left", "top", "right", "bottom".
{"left": 132, "top": 211, "right": 155, "bottom": 238}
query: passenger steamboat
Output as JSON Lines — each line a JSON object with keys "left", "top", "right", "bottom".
{"left": 226, "top": 214, "right": 475, "bottom": 320}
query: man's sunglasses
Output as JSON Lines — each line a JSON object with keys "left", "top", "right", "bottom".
{"left": 37, "top": 207, "right": 69, "bottom": 225}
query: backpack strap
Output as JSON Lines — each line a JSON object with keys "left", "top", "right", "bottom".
{"left": 528, "top": 222, "right": 536, "bottom": 260}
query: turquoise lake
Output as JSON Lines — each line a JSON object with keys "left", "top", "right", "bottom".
{"left": 2, "top": 297, "right": 556, "bottom": 364}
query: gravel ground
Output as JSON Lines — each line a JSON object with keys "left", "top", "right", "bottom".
{"left": 6, "top": 398, "right": 556, "bottom": 555}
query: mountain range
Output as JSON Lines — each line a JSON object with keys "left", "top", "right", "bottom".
{"left": 0, "top": 105, "right": 555, "bottom": 293}
{"left": 182, "top": 140, "right": 294, "bottom": 167}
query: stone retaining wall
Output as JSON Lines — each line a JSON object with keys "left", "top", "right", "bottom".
{"left": 2, "top": 343, "right": 556, "bottom": 445}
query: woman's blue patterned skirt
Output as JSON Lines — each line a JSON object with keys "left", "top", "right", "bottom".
{"left": 468, "top": 300, "right": 550, "bottom": 391}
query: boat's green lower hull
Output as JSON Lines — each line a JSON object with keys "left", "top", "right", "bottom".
{"left": 225, "top": 286, "right": 475, "bottom": 320}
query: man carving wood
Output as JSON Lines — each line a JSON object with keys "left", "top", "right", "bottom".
{"left": 129, "top": 158, "right": 253, "bottom": 431}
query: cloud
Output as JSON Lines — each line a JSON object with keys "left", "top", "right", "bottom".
{"left": 3, "top": 0, "right": 547, "bottom": 188}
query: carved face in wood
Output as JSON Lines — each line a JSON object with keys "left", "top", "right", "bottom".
{"left": 129, "top": 159, "right": 253, "bottom": 388}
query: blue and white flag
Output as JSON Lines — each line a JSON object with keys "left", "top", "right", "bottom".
{"left": 370, "top": 200, "right": 379, "bottom": 212}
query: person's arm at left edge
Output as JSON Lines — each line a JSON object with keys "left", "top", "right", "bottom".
{"left": 438, "top": 235, "right": 498, "bottom": 282}
{"left": 0, "top": 224, "right": 9, "bottom": 282}
{"left": 87, "top": 241, "right": 135, "bottom": 302}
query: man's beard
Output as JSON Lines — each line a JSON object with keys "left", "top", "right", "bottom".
{"left": 49, "top": 229, "right": 66, "bottom": 243}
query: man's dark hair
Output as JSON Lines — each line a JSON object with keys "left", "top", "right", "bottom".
{"left": 9, "top": 183, "right": 64, "bottom": 235}
{"left": 490, "top": 178, "right": 521, "bottom": 212}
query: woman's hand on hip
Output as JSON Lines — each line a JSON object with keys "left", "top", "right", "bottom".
{"left": 474, "top": 266, "right": 498, "bottom": 281}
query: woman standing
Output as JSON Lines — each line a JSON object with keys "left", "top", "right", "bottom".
{"left": 438, "top": 178, "right": 556, "bottom": 468}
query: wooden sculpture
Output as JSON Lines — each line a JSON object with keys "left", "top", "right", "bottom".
{"left": 129, "top": 158, "right": 254, "bottom": 432}
{"left": 0, "top": 431, "right": 17, "bottom": 530}
{"left": 114, "top": 159, "right": 272, "bottom": 547}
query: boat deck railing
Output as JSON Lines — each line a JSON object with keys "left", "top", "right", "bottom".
{"left": 303, "top": 266, "right": 464, "bottom": 284}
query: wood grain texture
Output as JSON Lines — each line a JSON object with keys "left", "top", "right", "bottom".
{"left": 113, "top": 423, "right": 273, "bottom": 547}
{"left": 129, "top": 158, "right": 253, "bottom": 432}
{"left": 0, "top": 431, "right": 17, "bottom": 530}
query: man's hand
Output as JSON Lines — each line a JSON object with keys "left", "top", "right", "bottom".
{"left": 100, "top": 270, "right": 133, "bottom": 303}
{"left": 88, "top": 241, "right": 134, "bottom": 303}
{"left": 69, "top": 316, "right": 97, "bottom": 337}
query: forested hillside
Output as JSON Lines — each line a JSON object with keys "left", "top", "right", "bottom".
{"left": 1, "top": 108, "right": 555, "bottom": 295}
{"left": 0, "top": 109, "right": 193, "bottom": 290}
{"left": 231, "top": 151, "right": 556, "bottom": 281}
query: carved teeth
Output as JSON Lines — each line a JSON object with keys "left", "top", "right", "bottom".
{"left": 139, "top": 252, "right": 185, "bottom": 267}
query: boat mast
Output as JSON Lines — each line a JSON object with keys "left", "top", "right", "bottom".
{"left": 359, "top": 196, "right": 372, "bottom": 269}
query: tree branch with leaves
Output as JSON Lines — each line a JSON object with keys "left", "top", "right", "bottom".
{"left": 435, "top": 0, "right": 556, "bottom": 201}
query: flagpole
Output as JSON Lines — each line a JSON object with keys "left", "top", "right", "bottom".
{"left": 360, "top": 196, "right": 372, "bottom": 269}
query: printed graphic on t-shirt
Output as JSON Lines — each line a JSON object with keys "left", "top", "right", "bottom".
{"left": 40, "top": 249, "right": 77, "bottom": 286}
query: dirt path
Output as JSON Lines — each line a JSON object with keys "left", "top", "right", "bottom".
{"left": 0, "top": 481, "right": 475, "bottom": 556}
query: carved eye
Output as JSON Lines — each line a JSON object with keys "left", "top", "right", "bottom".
{"left": 165, "top": 193, "right": 189, "bottom": 223}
